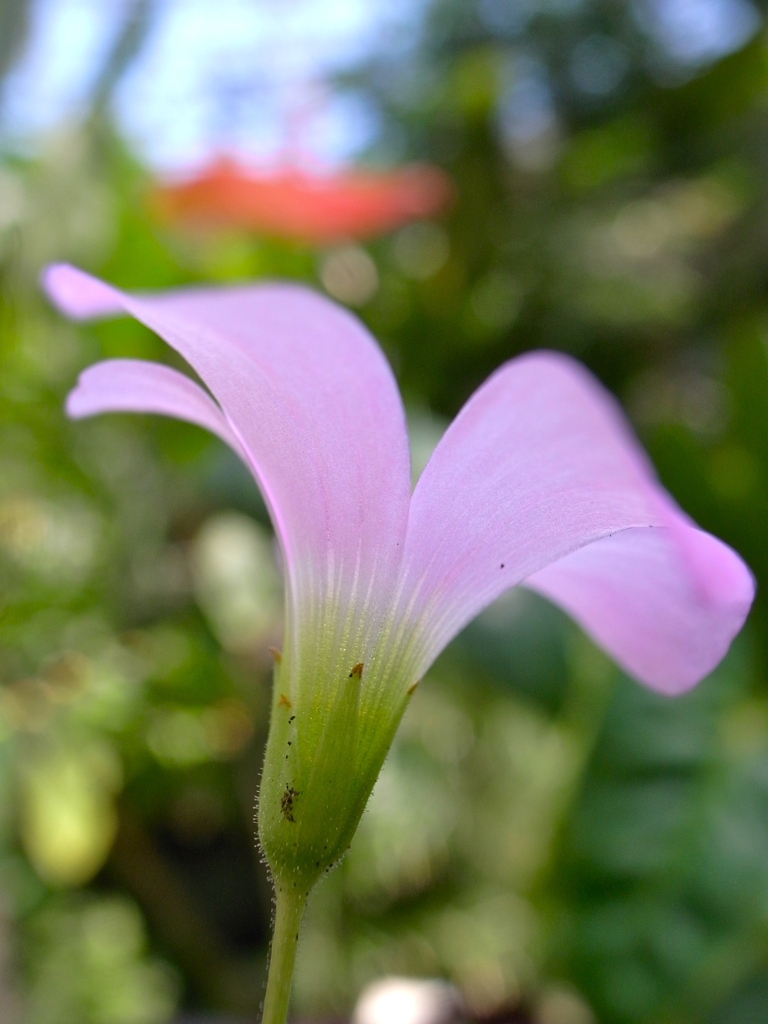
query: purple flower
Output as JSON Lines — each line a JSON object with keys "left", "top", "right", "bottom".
{"left": 43, "top": 263, "right": 754, "bottom": 892}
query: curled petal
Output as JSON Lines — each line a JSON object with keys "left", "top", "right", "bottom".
{"left": 527, "top": 526, "right": 753, "bottom": 694}
{"left": 44, "top": 265, "right": 412, "bottom": 633}
{"left": 401, "top": 352, "right": 753, "bottom": 692}
{"left": 67, "top": 358, "right": 247, "bottom": 458}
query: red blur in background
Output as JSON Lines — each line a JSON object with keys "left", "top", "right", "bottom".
{"left": 151, "top": 157, "right": 454, "bottom": 244}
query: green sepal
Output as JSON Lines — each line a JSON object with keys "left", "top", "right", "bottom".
{"left": 257, "top": 648, "right": 414, "bottom": 894}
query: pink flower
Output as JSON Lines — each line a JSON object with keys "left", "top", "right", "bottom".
{"left": 43, "top": 264, "right": 753, "bottom": 892}
{"left": 150, "top": 157, "right": 453, "bottom": 245}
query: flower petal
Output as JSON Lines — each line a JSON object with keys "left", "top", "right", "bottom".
{"left": 66, "top": 358, "right": 247, "bottom": 457}
{"left": 44, "top": 265, "right": 412, "bottom": 612}
{"left": 401, "top": 351, "right": 753, "bottom": 692}
{"left": 526, "top": 525, "right": 753, "bottom": 693}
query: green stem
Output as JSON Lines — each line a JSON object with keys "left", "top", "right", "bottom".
{"left": 261, "top": 885, "right": 307, "bottom": 1024}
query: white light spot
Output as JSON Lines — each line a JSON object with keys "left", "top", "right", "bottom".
{"left": 353, "top": 977, "right": 463, "bottom": 1024}
{"left": 320, "top": 244, "right": 379, "bottom": 305}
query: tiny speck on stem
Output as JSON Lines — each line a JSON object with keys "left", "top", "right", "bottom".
{"left": 348, "top": 661, "right": 364, "bottom": 680}
{"left": 280, "top": 785, "right": 300, "bottom": 822}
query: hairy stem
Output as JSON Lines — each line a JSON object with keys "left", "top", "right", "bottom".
{"left": 260, "top": 885, "right": 307, "bottom": 1024}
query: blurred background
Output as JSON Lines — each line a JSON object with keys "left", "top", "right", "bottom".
{"left": 2, "top": 1, "right": 768, "bottom": 1022}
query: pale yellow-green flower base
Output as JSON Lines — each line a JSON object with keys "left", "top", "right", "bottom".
{"left": 257, "top": 635, "right": 418, "bottom": 1024}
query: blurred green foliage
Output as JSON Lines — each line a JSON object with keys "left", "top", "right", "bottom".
{"left": 3, "top": 1, "right": 768, "bottom": 1022}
